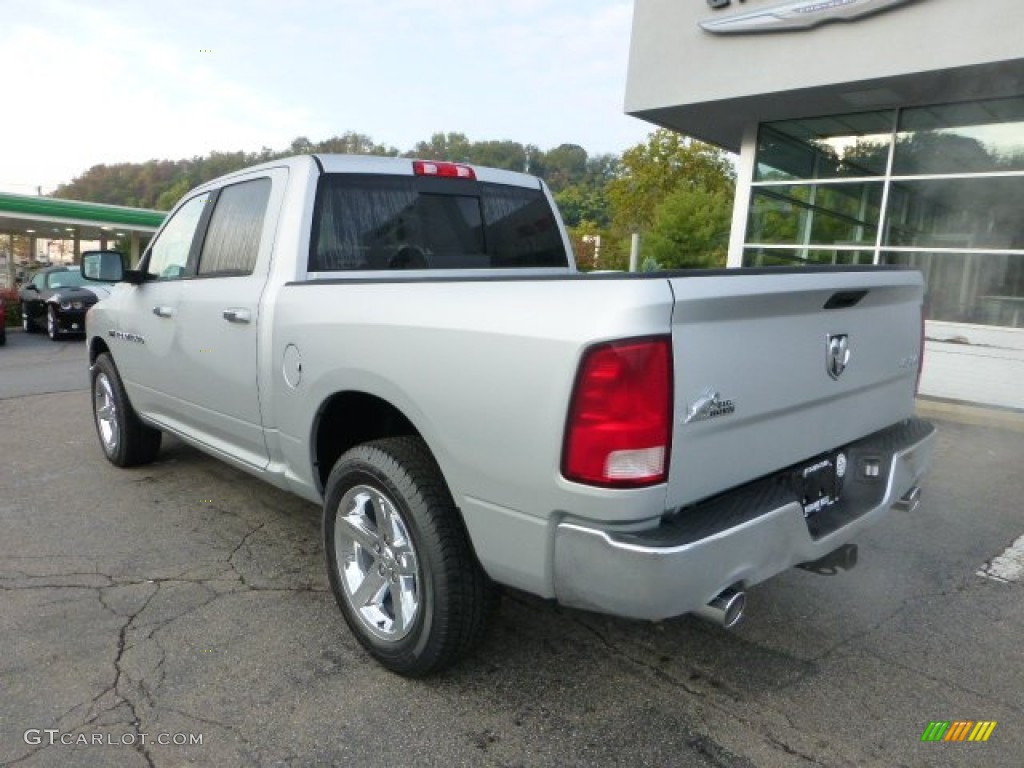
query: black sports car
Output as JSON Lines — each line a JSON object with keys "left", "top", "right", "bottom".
{"left": 19, "top": 266, "right": 115, "bottom": 340}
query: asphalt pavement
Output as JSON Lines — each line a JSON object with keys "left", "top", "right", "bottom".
{"left": 1, "top": 331, "right": 1022, "bottom": 767}
{"left": 0, "top": 328, "right": 89, "bottom": 399}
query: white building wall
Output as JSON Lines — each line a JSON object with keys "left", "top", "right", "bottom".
{"left": 627, "top": 0, "right": 1024, "bottom": 151}
{"left": 921, "top": 323, "right": 1024, "bottom": 409}
{"left": 628, "top": 0, "right": 1024, "bottom": 410}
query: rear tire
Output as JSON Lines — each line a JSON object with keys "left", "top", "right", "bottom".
{"left": 91, "top": 353, "right": 162, "bottom": 467}
{"left": 323, "top": 436, "right": 497, "bottom": 676}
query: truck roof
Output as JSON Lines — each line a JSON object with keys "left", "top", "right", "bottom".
{"left": 190, "top": 154, "right": 544, "bottom": 193}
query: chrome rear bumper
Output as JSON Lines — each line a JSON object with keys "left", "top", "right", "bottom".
{"left": 552, "top": 418, "right": 936, "bottom": 621}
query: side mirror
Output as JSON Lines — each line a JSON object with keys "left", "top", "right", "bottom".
{"left": 23, "top": 283, "right": 37, "bottom": 291}
{"left": 81, "top": 250, "right": 127, "bottom": 282}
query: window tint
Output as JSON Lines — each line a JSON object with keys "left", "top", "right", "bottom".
{"left": 310, "top": 174, "right": 567, "bottom": 271}
{"left": 198, "top": 178, "right": 272, "bottom": 276}
{"left": 480, "top": 185, "right": 566, "bottom": 267}
{"left": 147, "top": 194, "right": 208, "bottom": 280}
{"left": 47, "top": 270, "right": 86, "bottom": 289}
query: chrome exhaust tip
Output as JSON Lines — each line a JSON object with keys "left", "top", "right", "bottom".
{"left": 894, "top": 485, "right": 922, "bottom": 513}
{"left": 693, "top": 588, "right": 746, "bottom": 629}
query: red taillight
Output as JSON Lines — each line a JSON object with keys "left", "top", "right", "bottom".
{"left": 412, "top": 160, "right": 476, "bottom": 180}
{"left": 562, "top": 337, "right": 673, "bottom": 488}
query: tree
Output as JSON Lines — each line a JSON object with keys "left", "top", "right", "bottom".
{"left": 607, "top": 129, "right": 735, "bottom": 233}
{"left": 554, "top": 184, "right": 610, "bottom": 228}
{"left": 644, "top": 186, "right": 733, "bottom": 269}
{"left": 408, "top": 132, "right": 474, "bottom": 162}
{"left": 289, "top": 136, "right": 315, "bottom": 154}
{"left": 316, "top": 132, "right": 398, "bottom": 156}
{"left": 155, "top": 178, "right": 192, "bottom": 211}
{"left": 468, "top": 140, "right": 528, "bottom": 171}
{"left": 584, "top": 153, "right": 620, "bottom": 187}
{"left": 541, "top": 143, "right": 588, "bottom": 192}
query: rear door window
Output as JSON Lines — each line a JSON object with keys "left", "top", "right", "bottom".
{"left": 310, "top": 174, "right": 567, "bottom": 271}
{"left": 197, "top": 178, "right": 272, "bottom": 276}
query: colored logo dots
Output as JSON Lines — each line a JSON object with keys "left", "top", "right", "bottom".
{"left": 921, "top": 721, "right": 997, "bottom": 742}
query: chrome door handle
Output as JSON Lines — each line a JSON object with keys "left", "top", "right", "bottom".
{"left": 152, "top": 306, "right": 175, "bottom": 318}
{"left": 222, "top": 308, "right": 252, "bottom": 324}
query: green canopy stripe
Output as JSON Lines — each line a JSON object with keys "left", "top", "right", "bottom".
{"left": 0, "top": 193, "right": 165, "bottom": 229}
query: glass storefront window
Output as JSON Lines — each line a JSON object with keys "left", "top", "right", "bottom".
{"left": 744, "top": 248, "right": 875, "bottom": 267}
{"left": 882, "top": 251, "right": 1024, "bottom": 328}
{"left": 894, "top": 97, "right": 1024, "bottom": 175}
{"left": 747, "top": 100, "right": 1024, "bottom": 330}
{"left": 755, "top": 111, "right": 894, "bottom": 181}
{"left": 747, "top": 183, "right": 882, "bottom": 246}
{"left": 884, "top": 177, "right": 1024, "bottom": 250}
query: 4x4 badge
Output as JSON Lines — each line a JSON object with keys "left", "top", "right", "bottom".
{"left": 683, "top": 388, "right": 736, "bottom": 424}
{"left": 827, "top": 334, "right": 850, "bottom": 379}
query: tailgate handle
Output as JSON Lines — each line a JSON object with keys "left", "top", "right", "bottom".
{"left": 824, "top": 290, "right": 868, "bottom": 310}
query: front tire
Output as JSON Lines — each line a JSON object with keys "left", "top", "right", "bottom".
{"left": 91, "top": 353, "right": 162, "bottom": 467}
{"left": 324, "top": 437, "right": 497, "bottom": 676}
{"left": 47, "top": 306, "right": 61, "bottom": 340}
{"left": 22, "top": 303, "right": 37, "bottom": 333}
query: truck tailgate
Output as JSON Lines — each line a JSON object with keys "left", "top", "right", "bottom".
{"left": 666, "top": 268, "right": 924, "bottom": 509}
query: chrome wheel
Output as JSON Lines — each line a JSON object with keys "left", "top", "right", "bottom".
{"left": 47, "top": 307, "right": 58, "bottom": 339}
{"left": 94, "top": 371, "right": 119, "bottom": 455}
{"left": 334, "top": 484, "right": 420, "bottom": 642}
{"left": 324, "top": 438, "right": 496, "bottom": 675}
{"left": 22, "top": 304, "right": 30, "bottom": 332}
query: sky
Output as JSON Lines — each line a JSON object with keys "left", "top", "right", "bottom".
{"left": 0, "top": 0, "right": 655, "bottom": 195}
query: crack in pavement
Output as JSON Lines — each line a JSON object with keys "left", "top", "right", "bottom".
{"left": 98, "top": 582, "right": 161, "bottom": 768}
{"left": 227, "top": 521, "right": 268, "bottom": 589}
{"left": 1, "top": 516, "right": 327, "bottom": 767}
{"left": 551, "top": 607, "right": 859, "bottom": 768}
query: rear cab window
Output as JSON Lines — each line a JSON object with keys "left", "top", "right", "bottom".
{"left": 309, "top": 174, "right": 568, "bottom": 273}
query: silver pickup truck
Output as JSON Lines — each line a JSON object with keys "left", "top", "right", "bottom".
{"left": 81, "top": 154, "right": 935, "bottom": 676}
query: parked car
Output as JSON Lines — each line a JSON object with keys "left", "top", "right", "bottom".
{"left": 19, "top": 265, "right": 115, "bottom": 340}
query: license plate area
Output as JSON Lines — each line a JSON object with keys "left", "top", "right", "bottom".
{"left": 793, "top": 453, "right": 845, "bottom": 518}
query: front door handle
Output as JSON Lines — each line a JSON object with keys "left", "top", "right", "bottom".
{"left": 152, "top": 305, "right": 175, "bottom": 318}
{"left": 222, "top": 308, "right": 252, "bottom": 324}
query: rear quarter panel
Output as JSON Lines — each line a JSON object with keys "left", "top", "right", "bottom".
{"left": 268, "top": 277, "right": 677, "bottom": 519}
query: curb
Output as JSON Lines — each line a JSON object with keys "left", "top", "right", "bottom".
{"left": 916, "top": 397, "right": 1024, "bottom": 433}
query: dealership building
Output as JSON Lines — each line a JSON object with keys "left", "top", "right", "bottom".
{"left": 626, "top": 0, "right": 1024, "bottom": 410}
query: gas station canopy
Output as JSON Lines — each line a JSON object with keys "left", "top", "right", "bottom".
{"left": 0, "top": 191, "right": 165, "bottom": 256}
